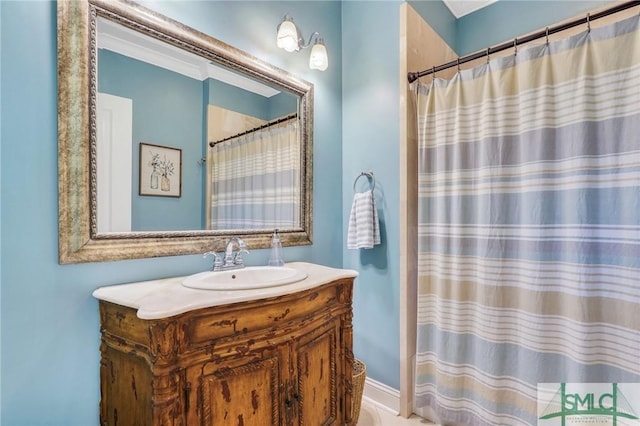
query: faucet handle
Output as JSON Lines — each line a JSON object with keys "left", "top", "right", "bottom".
{"left": 223, "top": 250, "right": 235, "bottom": 266}
{"left": 204, "top": 251, "right": 223, "bottom": 271}
{"left": 234, "top": 248, "right": 250, "bottom": 267}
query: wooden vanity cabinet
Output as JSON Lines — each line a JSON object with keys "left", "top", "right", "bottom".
{"left": 98, "top": 278, "right": 355, "bottom": 426}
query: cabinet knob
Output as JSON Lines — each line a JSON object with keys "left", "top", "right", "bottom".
{"left": 285, "top": 380, "right": 300, "bottom": 408}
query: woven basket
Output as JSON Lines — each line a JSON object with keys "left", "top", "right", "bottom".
{"left": 352, "top": 359, "right": 366, "bottom": 425}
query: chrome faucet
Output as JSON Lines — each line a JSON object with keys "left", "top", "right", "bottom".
{"left": 203, "top": 237, "right": 249, "bottom": 271}
{"left": 223, "top": 237, "right": 249, "bottom": 269}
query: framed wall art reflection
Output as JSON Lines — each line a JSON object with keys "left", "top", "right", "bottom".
{"left": 139, "top": 142, "right": 182, "bottom": 197}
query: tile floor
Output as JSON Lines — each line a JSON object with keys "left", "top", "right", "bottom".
{"left": 356, "top": 398, "right": 436, "bottom": 425}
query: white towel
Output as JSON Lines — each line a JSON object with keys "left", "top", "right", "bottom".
{"left": 347, "top": 190, "right": 381, "bottom": 249}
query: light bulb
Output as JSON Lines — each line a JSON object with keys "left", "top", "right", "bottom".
{"left": 309, "top": 39, "right": 328, "bottom": 71}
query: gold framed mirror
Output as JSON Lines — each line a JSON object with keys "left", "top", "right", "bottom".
{"left": 58, "top": 0, "right": 313, "bottom": 264}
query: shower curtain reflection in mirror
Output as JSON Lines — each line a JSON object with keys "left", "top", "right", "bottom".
{"left": 207, "top": 118, "right": 300, "bottom": 230}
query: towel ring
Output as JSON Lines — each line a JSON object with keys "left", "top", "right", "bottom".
{"left": 353, "top": 171, "right": 375, "bottom": 193}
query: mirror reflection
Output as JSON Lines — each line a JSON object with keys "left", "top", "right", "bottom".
{"left": 96, "top": 16, "right": 300, "bottom": 233}
{"left": 58, "top": 0, "right": 313, "bottom": 263}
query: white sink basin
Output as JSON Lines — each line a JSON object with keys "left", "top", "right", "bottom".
{"left": 182, "top": 266, "right": 308, "bottom": 290}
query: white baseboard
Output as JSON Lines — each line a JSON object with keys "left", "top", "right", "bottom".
{"left": 362, "top": 377, "right": 401, "bottom": 415}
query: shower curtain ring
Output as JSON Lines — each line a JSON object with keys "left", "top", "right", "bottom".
{"left": 545, "top": 27, "right": 550, "bottom": 44}
{"left": 586, "top": 13, "right": 591, "bottom": 32}
{"left": 457, "top": 57, "right": 461, "bottom": 73}
{"left": 432, "top": 66, "right": 436, "bottom": 83}
{"left": 513, "top": 37, "right": 518, "bottom": 56}
{"left": 486, "top": 47, "right": 490, "bottom": 63}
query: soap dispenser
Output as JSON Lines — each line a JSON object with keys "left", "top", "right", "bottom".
{"left": 268, "top": 229, "right": 285, "bottom": 267}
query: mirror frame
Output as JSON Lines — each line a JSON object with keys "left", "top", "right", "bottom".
{"left": 58, "top": 0, "right": 313, "bottom": 264}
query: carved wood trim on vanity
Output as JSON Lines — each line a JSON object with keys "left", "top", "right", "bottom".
{"left": 98, "top": 278, "right": 355, "bottom": 425}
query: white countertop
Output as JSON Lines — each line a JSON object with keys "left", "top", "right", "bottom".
{"left": 92, "top": 262, "right": 358, "bottom": 320}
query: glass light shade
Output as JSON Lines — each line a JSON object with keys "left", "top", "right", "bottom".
{"left": 309, "top": 41, "right": 328, "bottom": 71}
{"left": 277, "top": 19, "right": 300, "bottom": 52}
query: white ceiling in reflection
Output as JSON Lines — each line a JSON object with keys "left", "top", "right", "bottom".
{"left": 442, "top": 0, "right": 498, "bottom": 18}
{"left": 97, "top": 17, "right": 280, "bottom": 98}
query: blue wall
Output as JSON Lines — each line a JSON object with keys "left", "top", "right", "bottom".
{"left": 267, "top": 92, "right": 298, "bottom": 120}
{"left": 456, "top": 0, "right": 611, "bottom": 55}
{"left": 0, "top": 0, "right": 619, "bottom": 424}
{"left": 0, "top": 1, "right": 3, "bottom": 417}
{"left": 99, "top": 49, "right": 204, "bottom": 231}
{"left": 407, "top": 0, "right": 457, "bottom": 50}
{"left": 342, "top": 0, "right": 403, "bottom": 389}
{"left": 207, "top": 79, "right": 268, "bottom": 120}
{"left": 0, "top": 1, "right": 341, "bottom": 424}
{"left": 408, "top": 0, "right": 610, "bottom": 56}
{"left": 206, "top": 79, "right": 297, "bottom": 121}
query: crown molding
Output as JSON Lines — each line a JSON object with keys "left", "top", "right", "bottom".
{"left": 97, "top": 17, "right": 279, "bottom": 98}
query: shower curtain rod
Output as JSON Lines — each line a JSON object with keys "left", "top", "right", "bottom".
{"left": 407, "top": 0, "right": 640, "bottom": 84}
{"left": 209, "top": 112, "right": 298, "bottom": 147}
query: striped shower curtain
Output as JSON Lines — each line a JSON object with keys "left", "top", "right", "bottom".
{"left": 413, "top": 15, "right": 640, "bottom": 426}
{"left": 209, "top": 120, "right": 300, "bottom": 230}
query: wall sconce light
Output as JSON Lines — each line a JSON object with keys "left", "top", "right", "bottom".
{"left": 276, "top": 15, "right": 328, "bottom": 71}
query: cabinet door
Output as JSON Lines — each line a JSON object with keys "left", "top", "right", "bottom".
{"left": 294, "top": 322, "right": 340, "bottom": 426}
{"left": 99, "top": 344, "right": 154, "bottom": 426}
{"left": 186, "top": 354, "right": 282, "bottom": 426}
